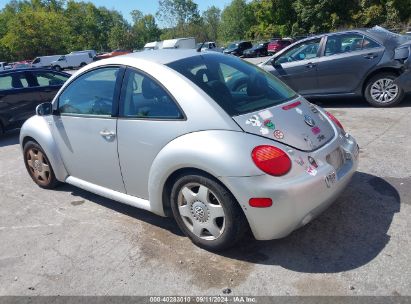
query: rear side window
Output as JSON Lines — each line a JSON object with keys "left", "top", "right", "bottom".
{"left": 31, "top": 71, "right": 69, "bottom": 87}
{"left": 120, "top": 68, "right": 183, "bottom": 119}
{"left": 167, "top": 54, "right": 296, "bottom": 116}
{"left": 0, "top": 73, "right": 29, "bottom": 90}
{"left": 58, "top": 67, "right": 119, "bottom": 116}
{"left": 325, "top": 33, "right": 381, "bottom": 56}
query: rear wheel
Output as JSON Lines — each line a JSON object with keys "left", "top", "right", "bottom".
{"left": 80, "top": 62, "right": 87, "bottom": 67}
{"left": 23, "top": 141, "right": 59, "bottom": 189}
{"left": 170, "top": 173, "right": 247, "bottom": 251}
{"left": 364, "top": 73, "right": 404, "bottom": 107}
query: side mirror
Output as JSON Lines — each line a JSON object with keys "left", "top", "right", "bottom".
{"left": 36, "top": 102, "right": 53, "bottom": 116}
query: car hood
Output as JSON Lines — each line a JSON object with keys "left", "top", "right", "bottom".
{"left": 232, "top": 98, "right": 335, "bottom": 151}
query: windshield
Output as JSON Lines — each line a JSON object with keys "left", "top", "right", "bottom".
{"left": 167, "top": 54, "right": 297, "bottom": 116}
{"left": 32, "top": 58, "right": 40, "bottom": 64}
{"left": 58, "top": 56, "right": 65, "bottom": 61}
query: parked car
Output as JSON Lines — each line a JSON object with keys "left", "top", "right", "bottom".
{"left": 243, "top": 42, "right": 269, "bottom": 57}
{"left": 51, "top": 53, "right": 94, "bottom": 71}
{"left": 0, "top": 68, "right": 70, "bottom": 135}
{"left": 162, "top": 38, "right": 196, "bottom": 49}
{"left": 198, "top": 41, "right": 224, "bottom": 53}
{"left": 0, "top": 62, "right": 11, "bottom": 71}
{"left": 13, "top": 63, "right": 32, "bottom": 70}
{"left": 96, "top": 49, "right": 132, "bottom": 60}
{"left": 261, "top": 27, "right": 411, "bottom": 107}
{"left": 267, "top": 39, "right": 293, "bottom": 55}
{"left": 223, "top": 41, "right": 253, "bottom": 56}
{"left": 31, "top": 55, "right": 62, "bottom": 68}
{"left": 20, "top": 50, "right": 358, "bottom": 251}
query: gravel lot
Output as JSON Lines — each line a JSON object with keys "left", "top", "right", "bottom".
{"left": 0, "top": 57, "right": 410, "bottom": 296}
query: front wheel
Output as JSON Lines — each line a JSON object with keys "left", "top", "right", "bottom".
{"left": 52, "top": 65, "right": 62, "bottom": 72}
{"left": 364, "top": 73, "right": 404, "bottom": 107}
{"left": 170, "top": 174, "right": 247, "bottom": 251}
{"left": 23, "top": 141, "right": 59, "bottom": 189}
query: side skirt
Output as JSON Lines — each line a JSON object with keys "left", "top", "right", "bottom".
{"left": 65, "top": 176, "right": 152, "bottom": 212}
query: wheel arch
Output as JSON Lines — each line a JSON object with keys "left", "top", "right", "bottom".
{"left": 362, "top": 67, "right": 402, "bottom": 95}
{"left": 20, "top": 116, "right": 68, "bottom": 182}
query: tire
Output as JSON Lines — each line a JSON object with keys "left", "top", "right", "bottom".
{"left": 53, "top": 65, "right": 62, "bottom": 72}
{"left": 364, "top": 72, "right": 404, "bottom": 107}
{"left": 23, "top": 140, "right": 59, "bottom": 189}
{"left": 80, "top": 62, "right": 87, "bottom": 67}
{"left": 170, "top": 173, "right": 248, "bottom": 251}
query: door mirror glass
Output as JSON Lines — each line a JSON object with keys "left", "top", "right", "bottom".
{"left": 36, "top": 102, "right": 52, "bottom": 116}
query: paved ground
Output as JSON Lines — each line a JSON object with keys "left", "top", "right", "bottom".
{"left": 0, "top": 60, "right": 410, "bottom": 296}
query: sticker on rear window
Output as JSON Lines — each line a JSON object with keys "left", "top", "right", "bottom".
{"left": 274, "top": 130, "right": 284, "bottom": 139}
{"left": 263, "top": 119, "right": 275, "bottom": 130}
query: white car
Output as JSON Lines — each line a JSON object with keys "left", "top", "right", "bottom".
{"left": 31, "top": 55, "right": 62, "bottom": 68}
{"left": 0, "top": 62, "right": 11, "bottom": 71}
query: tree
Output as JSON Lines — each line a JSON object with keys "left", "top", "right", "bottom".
{"left": 131, "top": 10, "right": 162, "bottom": 49}
{"left": 219, "top": 0, "right": 255, "bottom": 42}
{"left": 202, "top": 6, "right": 221, "bottom": 41}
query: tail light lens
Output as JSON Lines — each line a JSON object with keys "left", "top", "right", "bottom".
{"left": 251, "top": 145, "right": 291, "bottom": 176}
{"left": 325, "top": 111, "right": 344, "bottom": 131}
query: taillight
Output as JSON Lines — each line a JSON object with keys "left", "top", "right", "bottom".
{"left": 325, "top": 111, "right": 344, "bottom": 131}
{"left": 251, "top": 145, "right": 291, "bottom": 176}
{"left": 249, "top": 198, "right": 273, "bottom": 208}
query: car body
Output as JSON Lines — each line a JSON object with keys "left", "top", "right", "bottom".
{"left": 144, "top": 41, "right": 163, "bottom": 51}
{"left": 0, "top": 68, "right": 70, "bottom": 135}
{"left": 267, "top": 39, "right": 293, "bottom": 55}
{"left": 51, "top": 53, "right": 94, "bottom": 71}
{"left": 223, "top": 41, "right": 253, "bottom": 56}
{"left": 20, "top": 50, "right": 358, "bottom": 250}
{"left": 260, "top": 27, "right": 411, "bottom": 107}
{"left": 31, "top": 55, "right": 62, "bottom": 68}
{"left": 243, "top": 42, "right": 269, "bottom": 57}
{"left": 96, "top": 49, "right": 132, "bottom": 60}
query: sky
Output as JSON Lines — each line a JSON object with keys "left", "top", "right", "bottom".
{"left": 0, "top": 0, "right": 234, "bottom": 23}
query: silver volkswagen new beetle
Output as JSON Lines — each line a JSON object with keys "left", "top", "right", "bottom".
{"left": 20, "top": 50, "right": 359, "bottom": 251}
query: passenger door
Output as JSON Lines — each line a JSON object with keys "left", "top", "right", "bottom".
{"left": 316, "top": 33, "right": 384, "bottom": 94}
{"left": 117, "top": 68, "right": 185, "bottom": 199}
{"left": 52, "top": 66, "right": 126, "bottom": 192}
{"left": 29, "top": 70, "right": 70, "bottom": 102}
{"left": 0, "top": 72, "right": 43, "bottom": 129}
{"left": 264, "top": 38, "right": 322, "bottom": 95}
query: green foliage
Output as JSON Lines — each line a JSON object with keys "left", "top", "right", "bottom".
{"left": 0, "top": 0, "right": 410, "bottom": 62}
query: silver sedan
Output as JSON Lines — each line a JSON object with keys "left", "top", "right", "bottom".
{"left": 20, "top": 50, "right": 359, "bottom": 251}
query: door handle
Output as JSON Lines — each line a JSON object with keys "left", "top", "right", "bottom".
{"left": 99, "top": 130, "right": 116, "bottom": 138}
{"left": 306, "top": 62, "right": 316, "bottom": 68}
{"left": 364, "top": 53, "right": 378, "bottom": 59}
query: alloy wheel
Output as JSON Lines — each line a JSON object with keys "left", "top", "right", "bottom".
{"left": 370, "top": 78, "right": 399, "bottom": 104}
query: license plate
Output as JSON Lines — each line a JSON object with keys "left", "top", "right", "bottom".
{"left": 326, "top": 148, "right": 344, "bottom": 171}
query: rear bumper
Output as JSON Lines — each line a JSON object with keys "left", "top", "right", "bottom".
{"left": 221, "top": 133, "right": 359, "bottom": 240}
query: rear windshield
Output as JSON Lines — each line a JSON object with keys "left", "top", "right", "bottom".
{"left": 167, "top": 54, "right": 296, "bottom": 116}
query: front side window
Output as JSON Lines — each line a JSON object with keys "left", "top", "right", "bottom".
{"left": 276, "top": 39, "right": 321, "bottom": 63}
{"left": 120, "top": 69, "right": 183, "bottom": 119}
{"left": 58, "top": 67, "right": 119, "bottom": 116}
{"left": 31, "top": 71, "right": 69, "bottom": 87}
{"left": 167, "top": 54, "right": 296, "bottom": 116}
{"left": 32, "top": 58, "right": 40, "bottom": 64}
{"left": 58, "top": 56, "right": 65, "bottom": 61}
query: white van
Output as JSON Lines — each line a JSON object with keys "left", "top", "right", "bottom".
{"left": 161, "top": 38, "right": 196, "bottom": 49}
{"left": 144, "top": 41, "right": 162, "bottom": 50}
{"left": 50, "top": 53, "right": 94, "bottom": 71}
{"left": 70, "top": 50, "right": 97, "bottom": 58}
{"left": 31, "top": 55, "right": 62, "bottom": 68}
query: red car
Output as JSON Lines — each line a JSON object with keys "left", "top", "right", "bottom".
{"left": 96, "top": 49, "right": 131, "bottom": 60}
{"left": 267, "top": 39, "right": 293, "bottom": 55}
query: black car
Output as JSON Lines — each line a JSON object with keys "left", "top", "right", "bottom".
{"left": 0, "top": 68, "right": 70, "bottom": 135}
{"left": 243, "top": 42, "right": 269, "bottom": 57}
{"left": 223, "top": 41, "right": 253, "bottom": 56}
{"left": 261, "top": 27, "right": 411, "bottom": 107}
